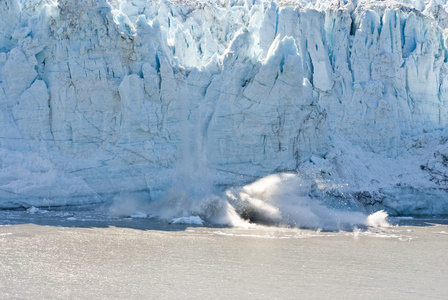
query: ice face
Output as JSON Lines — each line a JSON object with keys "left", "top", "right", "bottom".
{"left": 1, "top": 0, "right": 448, "bottom": 217}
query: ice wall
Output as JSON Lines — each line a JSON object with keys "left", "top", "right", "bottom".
{"left": 1, "top": 0, "right": 448, "bottom": 215}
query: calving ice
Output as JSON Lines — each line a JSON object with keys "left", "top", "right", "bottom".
{"left": 0, "top": 0, "right": 448, "bottom": 227}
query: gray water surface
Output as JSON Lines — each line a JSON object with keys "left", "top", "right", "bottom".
{"left": 0, "top": 211, "right": 447, "bottom": 299}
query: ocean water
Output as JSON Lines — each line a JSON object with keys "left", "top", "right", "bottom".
{"left": 0, "top": 210, "right": 447, "bottom": 299}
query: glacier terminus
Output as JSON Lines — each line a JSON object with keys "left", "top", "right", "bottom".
{"left": 2, "top": 0, "right": 448, "bottom": 228}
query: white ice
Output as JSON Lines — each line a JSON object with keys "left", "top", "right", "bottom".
{"left": 1, "top": 0, "right": 448, "bottom": 223}
{"left": 171, "top": 216, "right": 204, "bottom": 225}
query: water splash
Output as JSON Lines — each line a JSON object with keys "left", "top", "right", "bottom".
{"left": 224, "top": 173, "right": 390, "bottom": 230}
{"left": 137, "top": 171, "right": 389, "bottom": 230}
{"left": 137, "top": 86, "right": 250, "bottom": 227}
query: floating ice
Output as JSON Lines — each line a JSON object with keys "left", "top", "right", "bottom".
{"left": 171, "top": 216, "right": 204, "bottom": 226}
{"left": 26, "top": 206, "right": 49, "bottom": 214}
{"left": 130, "top": 211, "right": 148, "bottom": 218}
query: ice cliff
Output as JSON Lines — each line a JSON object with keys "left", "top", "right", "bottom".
{"left": 1, "top": 0, "right": 448, "bottom": 218}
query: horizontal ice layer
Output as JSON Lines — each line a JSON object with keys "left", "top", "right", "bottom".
{"left": 1, "top": 0, "right": 448, "bottom": 215}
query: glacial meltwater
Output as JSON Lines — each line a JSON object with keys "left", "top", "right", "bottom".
{"left": 0, "top": 210, "right": 447, "bottom": 300}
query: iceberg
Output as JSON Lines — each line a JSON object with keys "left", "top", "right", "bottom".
{"left": 1, "top": 0, "right": 448, "bottom": 224}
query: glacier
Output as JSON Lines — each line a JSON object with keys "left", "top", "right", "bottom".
{"left": 1, "top": 0, "right": 448, "bottom": 226}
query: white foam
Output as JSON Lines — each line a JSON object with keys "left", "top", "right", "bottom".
{"left": 148, "top": 172, "right": 390, "bottom": 230}
{"left": 366, "top": 210, "right": 391, "bottom": 227}
{"left": 148, "top": 189, "right": 250, "bottom": 227}
{"left": 226, "top": 173, "right": 390, "bottom": 230}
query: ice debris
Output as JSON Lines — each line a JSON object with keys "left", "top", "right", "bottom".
{"left": 171, "top": 216, "right": 204, "bottom": 226}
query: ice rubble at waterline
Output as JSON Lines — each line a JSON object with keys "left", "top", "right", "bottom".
{"left": 1, "top": 0, "right": 448, "bottom": 228}
{"left": 109, "top": 172, "right": 390, "bottom": 230}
